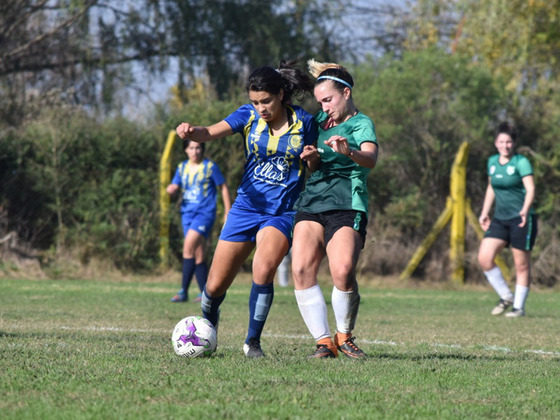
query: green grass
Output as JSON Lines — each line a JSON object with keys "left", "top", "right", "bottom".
{"left": 1, "top": 275, "right": 560, "bottom": 419}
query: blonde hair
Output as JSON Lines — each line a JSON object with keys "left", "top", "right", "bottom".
{"left": 307, "top": 59, "right": 354, "bottom": 93}
{"left": 307, "top": 59, "right": 347, "bottom": 78}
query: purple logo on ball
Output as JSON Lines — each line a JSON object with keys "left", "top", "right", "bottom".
{"left": 179, "top": 318, "right": 207, "bottom": 347}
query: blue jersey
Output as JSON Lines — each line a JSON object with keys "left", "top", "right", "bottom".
{"left": 224, "top": 104, "right": 318, "bottom": 215}
{"left": 171, "top": 158, "right": 226, "bottom": 215}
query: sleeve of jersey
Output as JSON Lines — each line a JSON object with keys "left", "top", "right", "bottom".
{"left": 354, "top": 117, "right": 377, "bottom": 146}
{"left": 517, "top": 155, "right": 534, "bottom": 177}
{"left": 211, "top": 161, "right": 226, "bottom": 186}
{"left": 303, "top": 112, "right": 319, "bottom": 145}
{"left": 223, "top": 104, "right": 253, "bottom": 134}
{"left": 170, "top": 166, "right": 182, "bottom": 185}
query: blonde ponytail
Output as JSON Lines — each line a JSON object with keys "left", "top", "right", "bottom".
{"left": 307, "top": 59, "right": 346, "bottom": 78}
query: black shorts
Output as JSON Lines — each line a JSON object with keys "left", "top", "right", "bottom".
{"left": 294, "top": 210, "right": 368, "bottom": 248}
{"left": 484, "top": 215, "right": 538, "bottom": 251}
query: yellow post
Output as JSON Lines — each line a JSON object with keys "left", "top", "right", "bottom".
{"left": 159, "top": 130, "right": 178, "bottom": 269}
{"left": 399, "top": 197, "right": 453, "bottom": 280}
{"left": 450, "top": 141, "right": 470, "bottom": 284}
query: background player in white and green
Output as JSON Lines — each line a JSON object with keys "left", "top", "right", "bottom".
{"left": 292, "top": 60, "right": 378, "bottom": 359}
{"left": 478, "top": 122, "right": 537, "bottom": 317}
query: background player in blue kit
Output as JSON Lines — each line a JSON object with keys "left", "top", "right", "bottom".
{"left": 175, "top": 60, "right": 319, "bottom": 358}
{"left": 167, "top": 139, "right": 231, "bottom": 303}
{"left": 478, "top": 122, "right": 537, "bottom": 317}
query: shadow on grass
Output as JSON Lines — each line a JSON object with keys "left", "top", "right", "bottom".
{"left": 0, "top": 330, "right": 20, "bottom": 338}
{"left": 373, "top": 351, "right": 513, "bottom": 362}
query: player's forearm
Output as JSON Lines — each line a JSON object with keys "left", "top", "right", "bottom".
{"left": 520, "top": 176, "right": 535, "bottom": 215}
{"left": 221, "top": 185, "right": 232, "bottom": 213}
{"left": 480, "top": 184, "right": 494, "bottom": 217}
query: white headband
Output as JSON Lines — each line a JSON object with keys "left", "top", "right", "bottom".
{"left": 317, "top": 75, "right": 353, "bottom": 90}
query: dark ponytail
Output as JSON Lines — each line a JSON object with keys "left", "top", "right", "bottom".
{"left": 246, "top": 59, "right": 313, "bottom": 104}
{"left": 496, "top": 121, "right": 517, "bottom": 142}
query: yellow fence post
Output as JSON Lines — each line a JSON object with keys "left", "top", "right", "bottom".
{"left": 450, "top": 141, "right": 470, "bottom": 284}
{"left": 399, "top": 197, "right": 454, "bottom": 280}
{"left": 400, "top": 140, "right": 513, "bottom": 284}
{"left": 159, "top": 130, "right": 178, "bottom": 269}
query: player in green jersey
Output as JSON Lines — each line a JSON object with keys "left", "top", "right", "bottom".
{"left": 478, "top": 122, "right": 537, "bottom": 317}
{"left": 292, "top": 60, "right": 378, "bottom": 359}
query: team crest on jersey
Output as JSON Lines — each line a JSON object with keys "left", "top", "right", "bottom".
{"left": 288, "top": 135, "right": 302, "bottom": 150}
{"left": 506, "top": 165, "right": 515, "bottom": 175}
{"left": 253, "top": 156, "right": 289, "bottom": 186}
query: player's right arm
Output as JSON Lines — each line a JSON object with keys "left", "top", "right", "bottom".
{"left": 478, "top": 177, "right": 495, "bottom": 231}
{"left": 176, "top": 120, "right": 233, "bottom": 143}
{"left": 166, "top": 184, "right": 179, "bottom": 195}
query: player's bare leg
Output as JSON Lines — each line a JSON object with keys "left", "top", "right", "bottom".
{"left": 327, "top": 227, "right": 366, "bottom": 359}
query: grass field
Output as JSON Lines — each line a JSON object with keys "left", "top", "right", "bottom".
{"left": 1, "top": 274, "right": 559, "bottom": 419}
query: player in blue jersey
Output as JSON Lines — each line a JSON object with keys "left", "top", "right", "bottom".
{"left": 478, "top": 122, "right": 537, "bottom": 317}
{"left": 292, "top": 60, "right": 378, "bottom": 359}
{"left": 175, "top": 60, "right": 319, "bottom": 358}
{"left": 167, "top": 139, "right": 231, "bottom": 303}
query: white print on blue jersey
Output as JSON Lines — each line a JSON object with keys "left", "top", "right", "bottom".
{"left": 253, "top": 155, "right": 290, "bottom": 187}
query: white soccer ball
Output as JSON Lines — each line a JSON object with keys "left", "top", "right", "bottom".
{"left": 171, "top": 316, "right": 217, "bottom": 357}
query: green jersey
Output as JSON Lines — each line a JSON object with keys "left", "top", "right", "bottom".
{"left": 488, "top": 154, "right": 534, "bottom": 220}
{"left": 294, "top": 110, "right": 377, "bottom": 215}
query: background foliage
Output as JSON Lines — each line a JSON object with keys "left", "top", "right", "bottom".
{"left": 1, "top": 0, "right": 559, "bottom": 284}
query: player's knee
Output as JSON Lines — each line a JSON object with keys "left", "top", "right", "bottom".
{"left": 477, "top": 252, "right": 493, "bottom": 271}
{"left": 330, "top": 262, "right": 354, "bottom": 284}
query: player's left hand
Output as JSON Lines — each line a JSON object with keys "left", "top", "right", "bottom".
{"left": 325, "top": 135, "right": 351, "bottom": 156}
{"left": 518, "top": 211, "right": 527, "bottom": 227}
{"left": 301, "top": 145, "right": 319, "bottom": 162}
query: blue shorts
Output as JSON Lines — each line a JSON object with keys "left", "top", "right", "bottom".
{"left": 219, "top": 202, "right": 295, "bottom": 243}
{"left": 181, "top": 211, "right": 216, "bottom": 239}
{"left": 485, "top": 215, "right": 538, "bottom": 251}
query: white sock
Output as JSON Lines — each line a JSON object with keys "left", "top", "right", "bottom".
{"left": 484, "top": 266, "right": 513, "bottom": 301}
{"left": 513, "top": 284, "right": 530, "bottom": 310}
{"left": 277, "top": 254, "right": 290, "bottom": 287}
{"left": 294, "top": 285, "right": 330, "bottom": 341}
{"left": 331, "top": 286, "right": 360, "bottom": 334}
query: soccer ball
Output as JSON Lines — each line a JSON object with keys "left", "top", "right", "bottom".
{"left": 171, "top": 316, "right": 217, "bottom": 357}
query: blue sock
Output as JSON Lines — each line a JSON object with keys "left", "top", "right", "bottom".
{"left": 201, "top": 286, "right": 226, "bottom": 329}
{"left": 181, "top": 258, "right": 196, "bottom": 298}
{"left": 246, "top": 282, "right": 274, "bottom": 343}
{"left": 194, "top": 262, "right": 208, "bottom": 293}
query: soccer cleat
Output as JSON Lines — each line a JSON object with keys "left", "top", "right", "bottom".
{"left": 193, "top": 293, "right": 203, "bottom": 303}
{"left": 308, "top": 344, "right": 337, "bottom": 359}
{"left": 243, "top": 337, "right": 265, "bottom": 358}
{"left": 170, "top": 289, "right": 187, "bottom": 302}
{"left": 505, "top": 308, "right": 525, "bottom": 318}
{"left": 335, "top": 333, "right": 367, "bottom": 359}
{"left": 491, "top": 298, "right": 513, "bottom": 315}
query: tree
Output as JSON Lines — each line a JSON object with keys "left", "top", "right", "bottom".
{"left": 0, "top": 0, "right": 340, "bottom": 121}
{"left": 352, "top": 48, "right": 506, "bottom": 279}
{"left": 0, "top": 0, "right": 173, "bottom": 118}
{"left": 165, "top": 0, "right": 340, "bottom": 100}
